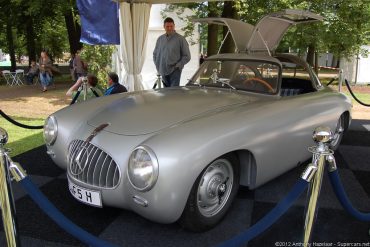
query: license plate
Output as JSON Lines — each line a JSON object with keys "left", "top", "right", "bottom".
{"left": 68, "top": 179, "right": 102, "bottom": 207}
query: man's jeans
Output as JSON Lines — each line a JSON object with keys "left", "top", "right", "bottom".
{"left": 162, "top": 68, "right": 182, "bottom": 87}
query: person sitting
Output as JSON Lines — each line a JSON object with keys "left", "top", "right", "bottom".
{"left": 26, "top": 60, "right": 39, "bottom": 85}
{"left": 104, "top": 72, "right": 127, "bottom": 95}
{"left": 66, "top": 74, "right": 103, "bottom": 103}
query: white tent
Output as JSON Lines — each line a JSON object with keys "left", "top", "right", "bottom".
{"left": 341, "top": 45, "right": 370, "bottom": 85}
{"left": 114, "top": 0, "right": 226, "bottom": 91}
{"left": 142, "top": 5, "right": 199, "bottom": 89}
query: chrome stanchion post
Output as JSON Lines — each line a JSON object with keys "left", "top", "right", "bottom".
{"left": 82, "top": 76, "right": 88, "bottom": 101}
{"left": 338, "top": 69, "right": 343, "bottom": 93}
{"left": 156, "top": 74, "right": 162, "bottom": 89}
{"left": 302, "top": 126, "right": 333, "bottom": 245}
{"left": 0, "top": 127, "right": 21, "bottom": 246}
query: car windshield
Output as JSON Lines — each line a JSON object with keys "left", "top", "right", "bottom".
{"left": 190, "top": 60, "right": 280, "bottom": 94}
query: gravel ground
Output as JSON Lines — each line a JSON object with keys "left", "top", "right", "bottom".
{"left": 0, "top": 82, "right": 70, "bottom": 118}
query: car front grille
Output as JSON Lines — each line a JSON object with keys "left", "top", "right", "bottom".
{"left": 68, "top": 139, "right": 120, "bottom": 189}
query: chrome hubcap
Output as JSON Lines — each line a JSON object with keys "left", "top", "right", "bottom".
{"left": 197, "top": 159, "right": 233, "bottom": 217}
{"left": 331, "top": 117, "right": 344, "bottom": 147}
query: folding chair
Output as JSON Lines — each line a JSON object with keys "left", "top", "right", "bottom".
{"left": 14, "top": 69, "right": 25, "bottom": 85}
{"left": 2, "top": 70, "right": 16, "bottom": 86}
{"left": 34, "top": 74, "right": 40, "bottom": 85}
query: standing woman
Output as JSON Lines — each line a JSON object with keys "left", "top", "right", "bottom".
{"left": 73, "top": 50, "right": 86, "bottom": 80}
{"left": 39, "top": 51, "right": 53, "bottom": 92}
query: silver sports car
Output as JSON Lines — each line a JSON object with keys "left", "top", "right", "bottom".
{"left": 44, "top": 10, "right": 352, "bottom": 232}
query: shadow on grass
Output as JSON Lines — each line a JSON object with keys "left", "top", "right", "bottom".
{"left": 7, "top": 132, "right": 44, "bottom": 157}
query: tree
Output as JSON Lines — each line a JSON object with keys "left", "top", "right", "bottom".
{"left": 60, "top": 0, "right": 82, "bottom": 54}
{"left": 0, "top": 0, "right": 80, "bottom": 68}
{"left": 165, "top": 0, "right": 370, "bottom": 70}
{"left": 322, "top": 0, "right": 370, "bottom": 63}
{"left": 81, "top": 45, "right": 115, "bottom": 88}
{"left": 64, "top": 8, "right": 82, "bottom": 54}
{"left": 163, "top": 1, "right": 236, "bottom": 56}
{"left": 0, "top": 0, "right": 17, "bottom": 71}
{"left": 220, "top": 1, "right": 239, "bottom": 53}
{"left": 207, "top": 2, "right": 220, "bottom": 56}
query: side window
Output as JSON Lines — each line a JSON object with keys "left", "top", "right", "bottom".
{"left": 193, "top": 60, "right": 279, "bottom": 94}
{"left": 280, "top": 61, "right": 316, "bottom": 96}
{"left": 281, "top": 62, "right": 311, "bottom": 80}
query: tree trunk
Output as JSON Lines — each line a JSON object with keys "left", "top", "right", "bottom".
{"left": 64, "top": 9, "right": 82, "bottom": 54}
{"left": 220, "top": 1, "right": 238, "bottom": 53}
{"left": 6, "top": 19, "right": 16, "bottom": 71}
{"left": 306, "top": 44, "right": 315, "bottom": 67}
{"left": 207, "top": 2, "right": 218, "bottom": 56}
{"left": 314, "top": 51, "right": 319, "bottom": 74}
{"left": 25, "top": 18, "right": 36, "bottom": 65}
{"left": 331, "top": 55, "right": 339, "bottom": 68}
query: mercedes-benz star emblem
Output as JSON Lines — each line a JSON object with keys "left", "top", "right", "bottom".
{"left": 71, "top": 145, "right": 90, "bottom": 176}
{"left": 69, "top": 123, "right": 110, "bottom": 176}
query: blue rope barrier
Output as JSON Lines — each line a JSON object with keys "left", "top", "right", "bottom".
{"left": 20, "top": 177, "right": 120, "bottom": 247}
{"left": 329, "top": 170, "right": 370, "bottom": 221}
{"left": 218, "top": 178, "right": 309, "bottom": 247}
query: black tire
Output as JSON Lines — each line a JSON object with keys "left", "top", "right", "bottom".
{"left": 179, "top": 153, "right": 240, "bottom": 232}
{"left": 330, "top": 114, "right": 346, "bottom": 150}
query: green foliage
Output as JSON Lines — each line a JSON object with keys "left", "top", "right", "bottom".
{"left": 161, "top": 4, "right": 201, "bottom": 45}
{"left": 80, "top": 45, "right": 116, "bottom": 89}
{"left": 165, "top": 0, "right": 370, "bottom": 61}
{"left": 38, "top": 15, "right": 69, "bottom": 60}
{"left": 0, "top": 0, "right": 75, "bottom": 62}
{"left": 163, "top": 2, "right": 232, "bottom": 52}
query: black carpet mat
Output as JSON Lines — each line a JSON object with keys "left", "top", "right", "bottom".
{"left": 1, "top": 122, "right": 369, "bottom": 246}
{"left": 12, "top": 145, "right": 64, "bottom": 177}
{"left": 341, "top": 131, "right": 370, "bottom": 147}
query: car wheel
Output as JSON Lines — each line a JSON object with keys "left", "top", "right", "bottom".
{"left": 330, "top": 114, "right": 345, "bottom": 150}
{"left": 180, "top": 154, "right": 240, "bottom": 232}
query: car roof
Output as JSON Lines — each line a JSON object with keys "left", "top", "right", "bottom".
{"left": 274, "top": 53, "right": 312, "bottom": 70}
{"left": 205, "top": 53, "right": 282, "bottom": 64}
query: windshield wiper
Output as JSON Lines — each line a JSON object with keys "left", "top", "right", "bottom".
{"left": 186, "top": 81, "right": 201, "bottom": 87}
{"left": 216, "top": 79, "right": 236, "bottom": 90}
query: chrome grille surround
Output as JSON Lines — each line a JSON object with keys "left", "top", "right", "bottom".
{"left": 68, "top": 139, "right": 121, "bottom": 189}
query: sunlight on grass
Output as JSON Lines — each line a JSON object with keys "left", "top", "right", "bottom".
{"left": 0, "top": 116, "right": 44, "bottom": 157}
{"left": 343, "top": 92, "right": 370, "bottom": 103}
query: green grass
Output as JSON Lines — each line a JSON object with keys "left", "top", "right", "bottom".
{"left": 53, "top": 74, "right": 72, "bottom": 83}
{"left": 343, "top": 92, "right": 370, "bottom": 103}
{"left": 0, "top": 116, "right": 44, "bottom": 157}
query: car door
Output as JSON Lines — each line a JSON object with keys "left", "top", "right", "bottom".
{"left": 193, "top": 9, "right": 323, "bottom": 54}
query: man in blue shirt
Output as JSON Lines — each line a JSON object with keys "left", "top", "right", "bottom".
{"left": 153, "top": 17, "right": 191, "bottom": 87}
{"left": 104, "top": 72, "right": 127, "bottom": 95}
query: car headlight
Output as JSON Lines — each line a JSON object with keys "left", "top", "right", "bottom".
{"left": 128, "top": 146, "right": 159, "bottom": 192}
{"left": 43, "top": 116, "right": 58, "bottom": 145}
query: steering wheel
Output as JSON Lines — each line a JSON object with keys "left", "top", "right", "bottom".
{"left": 243, "top": 77, "right": 274, "bottom": 93}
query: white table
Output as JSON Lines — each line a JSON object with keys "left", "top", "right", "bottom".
{"left": 2, "top": 70, "right": 24, "bottom": 86}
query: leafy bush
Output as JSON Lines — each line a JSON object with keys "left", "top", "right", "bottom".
{"left": 80, "top": 45, "right": 116, "bottom": 88}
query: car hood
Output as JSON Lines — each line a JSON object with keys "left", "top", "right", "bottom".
{"left": 87, "top": 87, "right": 263, "bottom": 135}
